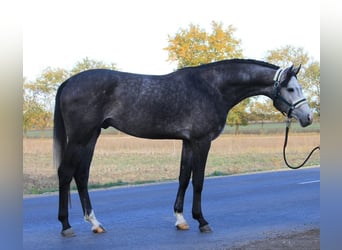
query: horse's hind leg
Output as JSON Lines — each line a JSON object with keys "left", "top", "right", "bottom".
{"left": 58, "top": 143, "right": 79, "bottom": 237}
{"left": 174, "top": 140, "right": 192, "bottom": 230}
{"left": 73, "top": 129, "right": 105, "bottom": 234}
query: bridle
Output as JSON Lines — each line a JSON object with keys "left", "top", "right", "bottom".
{"left": 273, "top": 68, "right": 320, "bottom": 169}
{"left": 273, "top": 68, "right": 308, "bottom": 118}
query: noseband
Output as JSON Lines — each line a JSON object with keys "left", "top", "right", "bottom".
{"left": 273, "top": 68, "right": 308, "bottom": 118}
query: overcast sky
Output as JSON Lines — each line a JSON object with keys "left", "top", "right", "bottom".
{"left": 23, "top": 0, "right": 320, "bottom": 80}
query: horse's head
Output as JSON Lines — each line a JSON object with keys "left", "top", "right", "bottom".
{"left": 273, "top": 65, "right": 313, "bottom": 127}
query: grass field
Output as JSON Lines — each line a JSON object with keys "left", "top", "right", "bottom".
{"left": 23, "top": 131, "right": 320, "bottom": 195}
{"left": 25, "top": 122, "right": 320, "bottom": 138}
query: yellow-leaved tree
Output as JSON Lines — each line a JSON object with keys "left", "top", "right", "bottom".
{"left": 165, "top": 21, "right": 243, "bottom": 68}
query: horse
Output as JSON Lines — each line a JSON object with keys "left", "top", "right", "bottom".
{"left": 53, "top": 59, "right": 313, "bottom": 237}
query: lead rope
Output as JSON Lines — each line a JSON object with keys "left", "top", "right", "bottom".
{"left": 283, "top": 118, "right": 320, "bottom": 169}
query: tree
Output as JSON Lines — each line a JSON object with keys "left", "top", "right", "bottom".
{"left": 304, "top": 61, "right": 320, "bottom": 117}
{"left": 70, "top": 57, "right": 118, "bottom": 75}
{"left": 264, "top": 45, "right": 310, "bottom": 69}
{"left": 23, "top": 58, "right": 118, "bottom": 133}
{"left": 249, "top": 99, "right": 284, "bottom": 123}
{"left": 24, "top": 67, "right": 69, "bottom": 113}
{"left": 23, "top": 79, "right": 53, "bottom": 135}
{"left": 164, "top": 21, "right": 243, "bottom": 69}
{"left": 227, "top": 99, "right": 251, "bottom": 134}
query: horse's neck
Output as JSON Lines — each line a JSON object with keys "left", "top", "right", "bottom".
{"left": 205, "top": 64, "right": 277, "bottom": 105}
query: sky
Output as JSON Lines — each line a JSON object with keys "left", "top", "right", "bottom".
{"left": 23, "top": 0, "right": 320, "bottom": 81}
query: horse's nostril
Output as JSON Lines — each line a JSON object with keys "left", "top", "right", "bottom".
{"left": 308, "top": 113, "right": 313, "bottom": 123}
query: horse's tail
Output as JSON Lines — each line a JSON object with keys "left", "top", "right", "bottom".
{"left": 53, "top": 82, "right": 67, "bottom": 169}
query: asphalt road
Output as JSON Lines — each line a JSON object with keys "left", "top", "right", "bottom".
{"left": 23, "top": 167, "right": 319, "bottom": 250}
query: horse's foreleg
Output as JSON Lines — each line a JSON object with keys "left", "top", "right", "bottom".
{"left": 191, "top": 138, "right": 212, "bottom": 233}
{"left": 174, "top": 140, "right": 192, "bottom": 230}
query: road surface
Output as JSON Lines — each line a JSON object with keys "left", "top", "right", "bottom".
{"left": 23, "top": 167, "right": 319, "bottom": 249}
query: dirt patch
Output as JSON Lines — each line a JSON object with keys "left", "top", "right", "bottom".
{"left": 230, "top": 229, "right": 319, "bottom": 250}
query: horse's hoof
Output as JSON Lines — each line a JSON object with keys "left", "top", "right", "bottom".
{"left": 61, "top": 228, "right": 76, "bottom": 237}
{"left": 176, "top": 223, "right": 190, "bottom": 230}
{"left": 92, "top": 225, "right": 106, "bottom": 234}
{"left": 199, "top": 224, "right": 212, "bottom": 233}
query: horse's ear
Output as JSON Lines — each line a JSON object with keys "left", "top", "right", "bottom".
{"left": 293, "top": 64, "right": 301, "bottom": 75}
{"left": 284, "top": 65, "right": 294, "bottom": 77}
{"left": 288, "top": 64, "right": 294, "bottom": 73}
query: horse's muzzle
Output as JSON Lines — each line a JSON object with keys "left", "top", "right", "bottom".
{"left": 295, "top": 110, "right": 313, "bottom": 127}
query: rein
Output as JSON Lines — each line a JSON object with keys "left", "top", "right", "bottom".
{"left": 273, "top": 68, "right": 320, "bottom": 169}
{"left": 283, "top": 118, "right": 320, "bottom": 169}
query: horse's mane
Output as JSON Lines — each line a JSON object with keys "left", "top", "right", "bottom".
{"left": 226, "top": 59, "right": 279, "bottom": 69}
{"left": 179, "top": 59, "right": 279, "bottom": 71}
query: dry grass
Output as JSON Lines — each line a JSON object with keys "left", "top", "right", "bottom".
{"left": 23, "top": 133, "right": 320, "bottom": 194}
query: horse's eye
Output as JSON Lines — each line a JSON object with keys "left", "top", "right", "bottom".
{"left": 287, "top": 88, "right": 294, "bottom": 92}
